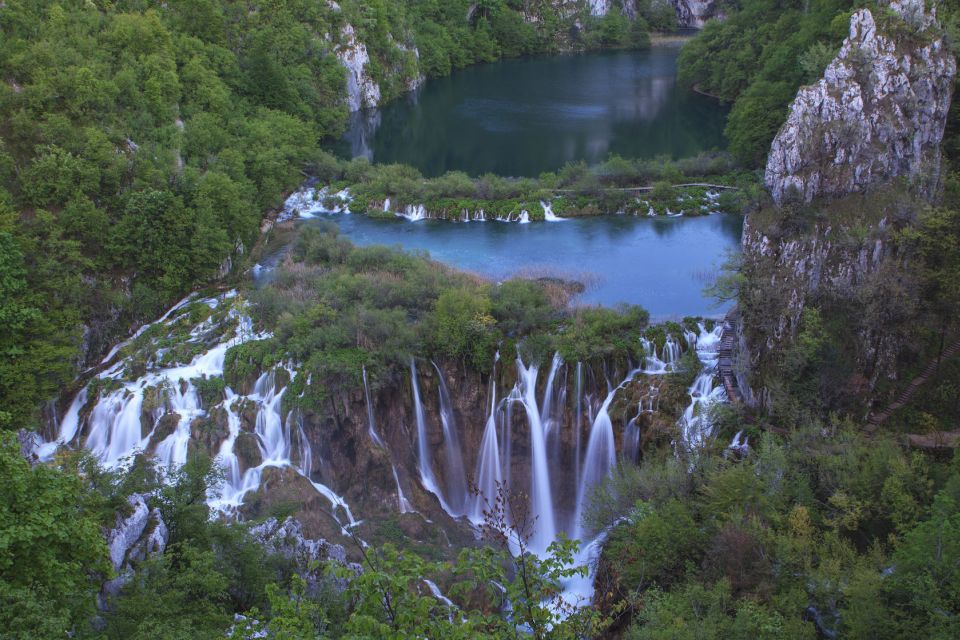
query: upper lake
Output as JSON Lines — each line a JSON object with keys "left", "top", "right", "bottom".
{"left": 335, "top": 43, "right": 728, "bottom": 177}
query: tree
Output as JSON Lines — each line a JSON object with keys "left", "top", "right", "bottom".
{"left": 0, "top": 433, "right": 110, "bottom": 638}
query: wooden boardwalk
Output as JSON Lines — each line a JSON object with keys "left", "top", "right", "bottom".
{"left": 718, "top": 310, "right": 744, "bottom": 405}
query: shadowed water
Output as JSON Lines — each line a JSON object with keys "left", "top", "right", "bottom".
{"left": 336, "top": 44, "right": 728, "bottom": 177}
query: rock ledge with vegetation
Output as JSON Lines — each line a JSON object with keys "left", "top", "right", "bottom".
{"left": 765, "top": 0, "right": 955, "bottom": 204}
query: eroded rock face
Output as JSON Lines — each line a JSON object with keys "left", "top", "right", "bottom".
{"left": 671, "top": 0, "right": 718, "bottom": 28}
{"left": 249, "top": 517, "right": 358, "bottom": 593}
{"left": 765, "top": 0, "right": 956, "bottom": 204}
{"left": 101, "top": 494, "right": 168, "bottom": 604}
{"left": 586, "top": 0, "right": 717, "bottom": 27}
{"left": 336, "top": 24, "right": 381, "bottom": 112}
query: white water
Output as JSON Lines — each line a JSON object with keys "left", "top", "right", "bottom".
{"left": 573, "top": 368, "right": 640, "bottom": 539}
{"left": 678, "top": 324, "right": 726, "bottom": 449}
{"left": 362, "top": 367, "right": 385, "bottom": 448}
{"left": 411, "top": 360, "right": 458, "bottom": 517}
{"left": 541, "top": 200, "right": 563, "bottom": 222}
{"left": 40, "top": 294, "right": 355, "bottom": 530}
{"left": 514, "top": 358, "right": 557, "bottom": 554}
{"left": 471, "top": 356, "right": 502, "bottom": 522}
{"left": 433, "top": 362, "right": 469, "bottom": 515}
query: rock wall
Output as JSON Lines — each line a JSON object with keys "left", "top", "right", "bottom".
{"left": 671, "top": 0, "right": 718, "bottom": 28}
{"left": 588, "top": 0, "right": 718, "bottom": 28}
{"left": 336, "top": 24, "right": 383, "bottom": 112}
{"left": 765, "top": 0, "right": 956, "bottom": 205}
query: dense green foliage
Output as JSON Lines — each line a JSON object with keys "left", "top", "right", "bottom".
{"left": 0, "top": 0, "right": 656, "bottom": 431}
{"left": 235, "top": 224, "right": 650, "bottom": 411}
{"left": 588, "top": 426, "right": 960, "bottom": 639}
{"left": 0, "top": 434, "right": 110, "bottom": 639}
{"left": 678, "top": 0, "right": 855, "bottom": 164}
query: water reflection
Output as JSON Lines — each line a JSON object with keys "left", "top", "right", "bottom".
{"left": 332, "top": 45, "right": 728, "bottom": 177}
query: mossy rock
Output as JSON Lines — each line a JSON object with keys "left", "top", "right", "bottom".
{"left": 234, "top": 432, "right": 263, "bottom": 472}
{"left": 190, "top": 412, "right": 230, "bottom": 454}
{"left": 150, "top": 413, "right": 180, "bottom": 449}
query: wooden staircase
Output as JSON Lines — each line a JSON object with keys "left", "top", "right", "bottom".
{"left": 867, "top": 335, "right": 960, "bottom": 426}
{"left": 718, "top": 311, "right": 744, "bottom": 405}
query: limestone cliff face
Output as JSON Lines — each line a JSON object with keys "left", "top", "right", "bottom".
{"left": 738, "top": 205, "right": 905, "bottom": 406}
{"left": 671, "top": 0, "right": 719, "bottom": 28}
{"left": 336, "top": 24, "right": 382, "bottom": 112}
{"left": 589, "top": 0, "right": 718, "bottom": 27}
{"left": 765, "top": 0, "right": 955, "bottom": 205}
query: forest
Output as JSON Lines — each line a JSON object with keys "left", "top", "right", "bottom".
{"left": 2, "top": 0, "right": 960, "bottom": 639}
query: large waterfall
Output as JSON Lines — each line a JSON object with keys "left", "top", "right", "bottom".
{"left": 39, "top": 290, "right": 729, "bottom": 612}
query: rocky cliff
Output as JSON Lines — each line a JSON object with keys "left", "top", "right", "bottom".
{"left": 765, "top": 0, "right": 955, "bottom": 205}
{"left": 589, "top": 0, "right": 718, "bottom": 28}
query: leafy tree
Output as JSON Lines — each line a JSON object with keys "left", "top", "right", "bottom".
{"left": 0, "top": 433, "right": 110, "bottom": 638}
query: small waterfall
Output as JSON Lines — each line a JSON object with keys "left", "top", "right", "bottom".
{"left": 663, "top": 334, "right": 680, "bottom": 366}
{"left": 541, "top": 200, "right": 563, "bottom": 222}
{"left": 362, "top": 367, "right": 385, "bottom": 448}
{"left": 678, "top": 324, "right": 726, "bottom": 449}
{"left": 541, "top": 352, "right": 564, "bottom": 442}
{"left": 411, "top": 360, "right": 453, "bottom": 515}
{"left": 573, "top": 362, "right": 584, "bottom": 492}
{"left": 433, "top": 362, "right": 469, "bottom": 515}
{"left": 471, "top": 360, "right": 502, "bottom": 523}
{"left": 515, "top": 359, "right": 556, "bottom": 554}
{"left": 392, "top": 465, "right": 414, "bottom": 513}
{"left": 574, "top": 368, "right": 639, "bottom": 539}
{"left": 640, "top": 337, "right": 668, "bottom": 373}
{"left": 622, "top": 415, "right": 641, "bottom": 464}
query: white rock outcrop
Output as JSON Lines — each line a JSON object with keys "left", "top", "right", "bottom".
{"left": 672, "top": 0, "right": 717, "bottom": 28}
{"left": 336, "top": 24, "right": 382, "bottom": 112}
{"left": 765, "top": 0, "right": 956, "bottom": 204}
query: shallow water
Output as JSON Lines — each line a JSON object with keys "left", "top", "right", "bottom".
{"left": 306, "top": 213, "right": 743, "bottom": 318}
{"left": 336, "top": 44, "right": 728, "bottom": 177}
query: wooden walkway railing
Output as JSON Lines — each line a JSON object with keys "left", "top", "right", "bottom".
{"left": 718, "top": 310, "right": 743, "bottom": 405}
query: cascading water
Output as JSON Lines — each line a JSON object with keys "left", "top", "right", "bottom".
{"left": 471, "top": 363, "right": 502, "bottom": 523}
{"left": 678, "top": 323, "right": 726, "bottom": 449}
{"left": 573, "top": 362, "right": 584, "bottom": 492}
{"left": 362, "top": 367, "right": 385, "bottom": 448}
{"left": 411, "top": 360, "right": 457, "bottom": 516}
{"left": 515, "top": 358, "right": 556, "bottom": 554}
{"left": 365, "top": 366, "right": 414, "bottom": 513}
{"left": 622, "top": 415, "right": 641, "bottom": 465}
{"left": 573, "top": 369, "right": 639, "bottom": 539}
{"left": 433, "top": 362, "right": 469, "bottom": 515}
{"left": 40, "top": 293, "right": 355, "bottom": 530}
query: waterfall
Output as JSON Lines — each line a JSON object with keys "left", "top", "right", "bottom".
{"left": 573, "top": 368, "right": 639, "bottom": 539}
{"left": 432, "top": 362, "right": 469, "bottom": 515}
{"left": 515, "top": 358, "right": 556, "bottom": 554}
{"left": 573, "top": 362, "right": 583, "bottom": 492}
{"left": 471, "top": 358, "right": 502, "bottom": 523}
{"left": 541, "top": 200, "right": 563, "bottom": 222}
{"left": 622, "top": 415, "right": 641, "bottom": 464}
{"left": 392, "top": 465, "right": 414, "bottom": 513}
{"left": 362, "top": 367, "right": 385, "bottom": 448}
{"left": 39, "top": 293, "right": 355, "bottom": 531}
{"left": 678, "top": 324, "right": 726, "bottom": 449}
{"left": 411, "top": 360, "right": 454, "bottom": 515}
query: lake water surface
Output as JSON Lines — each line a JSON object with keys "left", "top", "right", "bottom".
{"left": 316, "top": 43, "right": 738, "bottom": 316}
{"left": 337, "top": 43, "right": 728, "bottom": 177}
{"left": 304, "top": 213, "right": 742, "bottom": 318}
